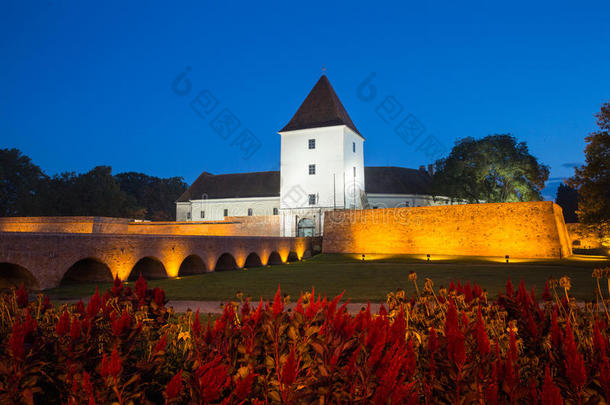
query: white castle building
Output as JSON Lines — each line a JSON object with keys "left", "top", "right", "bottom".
{"left": 176, "top": 75, "right": 461, "bottom": 236}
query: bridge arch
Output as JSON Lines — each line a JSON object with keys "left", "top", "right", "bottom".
{"left": 178, "top": 254, "right": 207, "bottom": 276}
{"left": 244, "top": 252, "right": 263, "bottom": 268}
{"left": 215, "top": 253, "right": 238, "bottom": 271}
{"left": 62, "top": 258, "right": 113, "bottom": 285}
{"left": 287, "top": 251, "right": 299, "bottom": 262}
{"left": 267, "top": 251, "right": 283, "bottom": 265}
{"left": 0, "top": 262, "right": 40, "bottom": 290}
{"left": 128, "top": 256, "right": 167, "bottom": 280}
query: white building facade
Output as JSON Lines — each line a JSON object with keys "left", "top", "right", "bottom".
{"left": 176, "top": 75, "right": 464, "bottom": 236}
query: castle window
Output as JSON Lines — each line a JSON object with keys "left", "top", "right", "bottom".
{"left": 405, "top": 201, "right": 410, "bottom": 207}
{"left": 308, "top": 139, "right": 316, "bottom": 149}
{"left": 248, "top": 208, "right": 253, "bottom": 216}
{"left": 200, "top": 210, "right": 205, "bottom": 219}
{"left": 273, "top": 208, "right": 279, "bottom": 215}
{"left": 309, "top": 164, "right": 316, "bottom": 175}
{"left": 186, "top": 212, "right": 191, "bottom": 220}
{"left": 353, "top": 142, "right": 356, "bottom": 153}
{"left": 308, "top": 194, "right": 316, "bottom": 205}
{"left": 223, "top": 209, "right": 228, "bottom": 217}
{"left": 353, "top": 166, "right": 356, "bottom": 177}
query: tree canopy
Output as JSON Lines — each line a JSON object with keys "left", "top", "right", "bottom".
{"left": 0, "top": 149, "right": 187, "bottom": 220}
{"left": 432, "top": 134, "right": 549, "bottom": 203}
{"left": 116, "top": 172, "right": 188, "bottom": 221}
{"left": 555, "top": 183, "right": 578, "bottom": 223}
{"left": 567, "top": 101, "right": 610, "bottom": 238}
{"left": 0, "top": 149, "right": 48, "bottom": 216}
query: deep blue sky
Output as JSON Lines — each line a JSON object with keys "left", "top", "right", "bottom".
{"left": 2, "top": 1, "right": 609, "bottom": 199}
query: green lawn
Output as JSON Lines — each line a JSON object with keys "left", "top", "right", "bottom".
{"left": 45, "top": 254, "right": 610, "bottom": 302}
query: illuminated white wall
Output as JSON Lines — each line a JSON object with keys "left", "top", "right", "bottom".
{"left": 279, "top": 125, "right": 365, "bottom": 236}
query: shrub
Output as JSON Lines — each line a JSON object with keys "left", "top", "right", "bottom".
{"left": 0, "top": 269, "right": 609, "bottom": 404}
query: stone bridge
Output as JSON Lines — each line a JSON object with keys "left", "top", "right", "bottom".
{"left": 0, "top": 232, "right": 320, "bottom": 290}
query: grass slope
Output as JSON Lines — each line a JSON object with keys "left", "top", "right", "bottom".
{"left": 46, "top": 254, "right": 609, "bottom": 302}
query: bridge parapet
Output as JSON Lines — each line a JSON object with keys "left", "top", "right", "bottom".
{"left": 0, "top": 232, "right": 320, "bottom": 290}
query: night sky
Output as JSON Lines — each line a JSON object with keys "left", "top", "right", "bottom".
{"left": 2, "top": 1, "right": 609, "bottom": 200}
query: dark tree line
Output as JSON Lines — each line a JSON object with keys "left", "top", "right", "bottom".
{"left": 0, "top": 149, "right": 187, "bottom": 220}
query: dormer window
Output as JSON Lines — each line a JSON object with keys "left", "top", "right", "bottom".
{"left": 308, "top": 139, "right": 316, "bottom": 149}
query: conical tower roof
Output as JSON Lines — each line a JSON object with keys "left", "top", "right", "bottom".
{"left": 280, "top": 75, "right": 361, "bottom": 136}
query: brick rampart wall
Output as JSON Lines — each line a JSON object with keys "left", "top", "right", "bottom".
{"left": 323, "top": 201, "right": 572, "bottom": 259}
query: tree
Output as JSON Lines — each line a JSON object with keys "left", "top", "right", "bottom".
{"left": 45, "top": 166, "right": 137, "bottom": 218}
{"left": 115, "top": 172, "right": 187, "bottom": 220}
{"left": 555, "top": 183, "right": 578, "bottom": 223}
{"left": 567, "top": 101, "right": 610, "bottom": 242}
{"left": 432, "top": 134, "right": 549, "bottom": 203}
{"left": 0, "top": 148, "right": 48, "bottom": 216}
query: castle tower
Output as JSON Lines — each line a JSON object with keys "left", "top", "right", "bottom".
{"left": 278, "top": 75, "right": 365, "bottom": 237}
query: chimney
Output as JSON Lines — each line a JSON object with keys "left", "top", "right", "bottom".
{"left": 427, "top": 164, "right": 434, "bottom": 176}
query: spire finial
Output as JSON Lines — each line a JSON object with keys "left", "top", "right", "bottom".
{"left": 322, "top": 66, "right": 326, "bottom": 75}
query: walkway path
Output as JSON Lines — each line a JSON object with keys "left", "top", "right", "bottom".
{"left": 167, "top": 300, "right": 382, "bottom": 315}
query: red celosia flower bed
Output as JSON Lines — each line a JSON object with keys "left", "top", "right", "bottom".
{"left": 1, "top": 271, "right": 610, "bottom": 404}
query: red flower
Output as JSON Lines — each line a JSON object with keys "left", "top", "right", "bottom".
{"left": 154, "top": 334, "right": 168, "bottom": 354}
{"left": 101, "top": 346, "right": 122, "bottom": 378}
{"left": 70, "top": 316, "right": 82, "bottom": 340}
{"left": 281, "top": 345, "right": 298, "bottom": 387}
{"left": 445, "top": 301, "right": 466, "bottom": 368}
{"left": 504, "top": 354, "right": 519, "bottom": 391}
{"left": 405, "top": 338, "right": 416, "bottom": 380}
{"left": 56, "top": 310, "right": 71, "bottom": 336}
{"left": 235, "top": 370, "right": 257, "bottom": 400}
{"left": 475, "top": 307, "right": 490, "bottom": 356}
{"left": 111, "top": 274, "right": 123, "bottom": 296}
{"left": 86, "top": 287, "right": 101, "bottom": 318}
{"left": 563, "top": 318, "right": 587, "bottom": 390}
{"left": 484, "top": 362, "right": 499, "bottom": 405}
{"left": 272, "top": 285, "right": 283, "bottom": 318}
{"left": 251, "top": 298, "right": 263, "bottom": 325}
{"left": 508, "top": 329, "right": 518, "bottom": 363}
{"left": 543, "top": 281, "right": 552, "bottom": 301}
{"left": 599, "top": 355, "right": 610, "bottom": 402}
{"left": 550, "top": 308, "right": 562, "bottom": 348}
{"left": 541, "top": 365, "right": 562, "bottom": 405}
{"left": 42, "top": 295, "right": 52, "bottom": 311}
{"left": 9, "top": 320, "right": 26, "bottom": 360}
{"left": 153, "top": 287, "right": 165, "bottom": 307}
{"left": 428, "top": 327, "right": 438, "bottom": 354}
{"left": 135, "top": 273, "right": 147, "bottom": 299}
{"left": 165, "top": 369, "right": 183, "bottom": 400}
{"left": 16, "top": 284, "right": 28, "bottom": 308}
{"left": 593, "top": 320, "right": 608, "bottom": 358}
{"left": 192, "top": 309, "right": 202, "bottom": 339}
{"left": 81, "top": 371, "right": 94, "bottom": 396}
{"left": 111, "top": 311, "right": 132, "bottom": 336}
{"left": 294, "top": 294, "right": 304, "bottom": 315}
{"left": 196, "top": 355, "right": 230, "bottom": 402}
{"left": 241, "top": 298, "right": 251, "bottom": 318}
{"left": 506, "top": 278, "right": 514, "bottom": 297}
{"left": 75, "top": 300, "right": 85, "bottom": 316}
